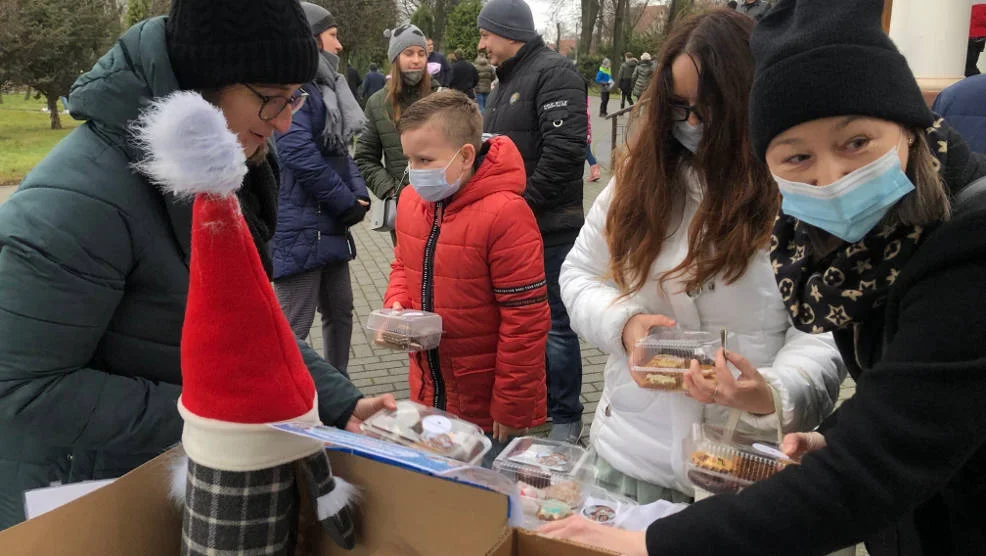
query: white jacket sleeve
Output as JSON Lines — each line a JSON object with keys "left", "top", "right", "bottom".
{"left": 741, "top": 326, "right": 847, "bottom": 434}
{"left": 560, "top": 181, "right": 648, "bottom": 357}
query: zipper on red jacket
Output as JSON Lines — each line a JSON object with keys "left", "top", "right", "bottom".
{"left": 421, "top": 200, "right": 446, "bottom": 410}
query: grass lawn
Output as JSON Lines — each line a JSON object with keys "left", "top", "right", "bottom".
{"left": 0, "top": 93, "right": 82, "bottom": 185}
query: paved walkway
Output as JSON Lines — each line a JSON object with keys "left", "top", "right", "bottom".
{"left": 311, "top": 97, "right": 857, "bottom": 431}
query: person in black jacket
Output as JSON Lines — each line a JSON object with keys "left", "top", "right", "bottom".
{"left": 426, "top": 38, "right": 451, "bottom": 87}
{"left": 540, "top": 1, "right": 986, "bottom": 554}
{"left": 448, "top": 49, "right": 479, "bottom": 98}
{"left": 345, "top": 63, "right": 361, "bottom": 102}
{"left": 360, "top": 63, "right": 386, "bottom": 100}
{"left": 478, "top": 0, "right": 588, "bottom": 445}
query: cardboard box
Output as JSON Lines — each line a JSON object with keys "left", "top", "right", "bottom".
{"left": 0, "top": 428, "right": 617, "bottom": 555}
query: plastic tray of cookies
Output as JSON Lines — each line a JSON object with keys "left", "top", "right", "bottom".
{"left": 630, "top": 328, "right": 719, "bottom": 391}
{"left": 494, "top": 436, "right": 595, "bottom": 524}
{"left": 685, "top": 423, "right": 795, "bottom": 495}
{"left": 359, "top": 400, "right": 491, "bottom": 465}
{"left": 366, "top": 308, "right": 443, "bottom": 352}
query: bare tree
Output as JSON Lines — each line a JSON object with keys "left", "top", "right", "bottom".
{"left": 611, "top": 0, "right": 630, "bottom": 64}
{"left": 579, "top": 0, "right": 601, "bottom": 57}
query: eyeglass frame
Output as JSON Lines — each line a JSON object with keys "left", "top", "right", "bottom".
{"left": 669, "top": 102, "right": 704, "bottom": 123}
{"left": 243, "top": 84, "right": 309, "bottom": 122}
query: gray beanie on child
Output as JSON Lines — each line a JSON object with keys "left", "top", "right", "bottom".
{"left": 384, "top": 24, "right": 428, "bottom": 63}
{"left": 478, "top": 0, "right": 539, "bottom": 43}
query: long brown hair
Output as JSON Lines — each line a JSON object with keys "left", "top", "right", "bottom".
{"left": 607, "top": 8, "right": 778, "bottom": 297}
{"left": 387, "top": 59, "right": 432, "bottom": 123}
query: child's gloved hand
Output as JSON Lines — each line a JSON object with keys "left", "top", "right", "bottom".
{"left": 492, "top": 422, "right": 526, "bottom": 442}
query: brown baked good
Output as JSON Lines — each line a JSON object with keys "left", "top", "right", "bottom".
{"left": 689, "top": 450, "right": 736, "bottom": 474}
{"left": 543, "top": 480, "right": 582, "bottom": 507}
{"left": 374, "top": 330, "right": 426, "bottom": 351}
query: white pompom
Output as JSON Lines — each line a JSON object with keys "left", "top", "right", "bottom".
{"left": 316, "top": 476, "right": 361, "bottom": 520}
{"left": 383, "top": 28, "right": 392, "bottom": 39}
{"left": 131, "top": 91, "right": 247, "bottom": 199}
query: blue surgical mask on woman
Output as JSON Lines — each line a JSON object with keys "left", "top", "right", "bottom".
{"left": 408, "top": 147, "right": 464, "bottom": 202}
{"left": 773, "top": 146, "right": 915, "bottom": 243}
{"left": 673, "top": 121, "right": 704, "bottom": 154}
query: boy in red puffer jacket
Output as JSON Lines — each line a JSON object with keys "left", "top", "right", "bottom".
{"left": 384, "top": 90, "right": 549, "bottom": 465}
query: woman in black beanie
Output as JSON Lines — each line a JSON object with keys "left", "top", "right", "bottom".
{"left": 541, "top": 0, "right": 986, "bottom": 554}
{"left": 0, "top": 0, "right": 395, "bottom": 539}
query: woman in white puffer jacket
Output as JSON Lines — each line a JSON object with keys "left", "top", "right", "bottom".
{"left": 560, "top": 9, "right": 846, "bottom": 503}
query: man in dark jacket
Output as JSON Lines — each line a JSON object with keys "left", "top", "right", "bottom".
{"left": 360, "top": 63, "right": 386, "bottom": 99}
{"left": 618, "top": 51, "right": 637, "bottom": 109}
{"left": 933, "top": 74, "right": 986, "bottom": 155}
{"left": 346, "top": 63, "right": 362, "bottom": 102}
{"left": 275, "top": 3, "right": 370, "bottom": 376}
{"left": 427, "top": 38, "right": 451, "bottom": 87}
{"left": 0, "top": 0, "right": 393, "bottom": 531}
{"left": 478, "top": 0, "right": 587, "bottom": 445}
{"left": 448, "top": 49, "right": 480, "bottom": 98}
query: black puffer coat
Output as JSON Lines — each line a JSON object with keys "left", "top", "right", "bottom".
{"left": 482, "top": 37, "right": 588, "bottom": 247}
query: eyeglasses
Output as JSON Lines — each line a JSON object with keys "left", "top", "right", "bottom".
{"left": 669, "top": 102, "right": 704, "bottom": 123}
{"left": 244, "top": 84, "right": 309, "bottom": 121}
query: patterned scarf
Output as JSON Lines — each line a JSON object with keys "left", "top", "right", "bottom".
{"left": 771, "top": 119, "right": 954, "bottom": 333}
{"left": 770, "top": 217, "right": 925, "bottom": 333}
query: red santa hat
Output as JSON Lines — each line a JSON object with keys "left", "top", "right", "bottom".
{"left": 134, "top": 91, "right": 324, "bottom": 472}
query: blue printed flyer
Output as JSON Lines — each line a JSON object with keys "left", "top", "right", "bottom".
{"left": 270, "top": 422, "right": 522, "bottom": 522}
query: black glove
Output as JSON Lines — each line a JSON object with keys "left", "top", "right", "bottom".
{"left": 338, "top": 198, "right": 370, "bottom": 227}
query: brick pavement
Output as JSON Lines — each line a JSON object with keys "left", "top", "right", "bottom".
{"left": 309, "top": 97, "right": 856, "bottom": 430}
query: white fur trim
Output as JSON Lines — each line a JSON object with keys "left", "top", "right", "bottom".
{"left": 131, "top": 91, "right": 247, "bottom": 198}
{"left": 316, "top": 476, "right": 360, "bottom": 520}
{"left": 178, "top": 395, "right": 324, "bottom": 472}
{"left": 170, "top": 454, "right": 188, "bottom": 507}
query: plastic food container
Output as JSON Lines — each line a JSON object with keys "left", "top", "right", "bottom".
{"left": 579, "top": 486, "right": 638, "bottom": 528}
{"left": 366, "top": 309, "right": 442, "bottom": 352}
{"left": 630, "top": 328, "right": 719, "bottom": 391}
{"left": 359, "top": 400, "right": 491, "bottom": 465}
{"left": 494, "top": 436, "right": 594, "bottom": 525}
{"left": 685, "top": 423, "right": 795, "bottom": 495}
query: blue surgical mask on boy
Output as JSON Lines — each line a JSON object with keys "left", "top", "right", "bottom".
{"left": 673, "top": 121, "right": 703, "bottom": 154}
{"left": 773, "top": 146, "right": 915, "bottom": 243}
{"left": 408, "top": 147, "right": 464, "bottom": 203}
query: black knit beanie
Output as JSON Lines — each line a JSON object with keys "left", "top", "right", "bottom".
{"left": 749, "top": 0, "right": 933, "bottom": 160}
{"left": 166, "top": 0, "right": 318, "bottom": 90}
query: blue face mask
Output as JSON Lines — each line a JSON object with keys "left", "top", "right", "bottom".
{"left": 773, "top": 146, "right": 915, "bottom": 243}
{"left": 673, "top": 121, "right": 703, "bottom": 154}
{"left": 408, "top": 147, "right": 464, "bottom": 202}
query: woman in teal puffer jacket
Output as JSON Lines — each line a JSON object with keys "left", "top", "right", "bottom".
{"left": 0, "top": 1, "right": 392, "bottom": 530}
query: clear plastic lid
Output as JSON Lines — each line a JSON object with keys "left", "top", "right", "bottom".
{"left": 685, "top": 423, "right": 795, "bottom": 495}
{"left": 366, "top": 308, "right": 443, "bottom": 352}
{"left": 630, "top": 328, "right": 719, "bottom": 391}
{"left": 579, "top": 486, "right": 639, "bottom": 528}
{"left": 359, "top": 400, "right": 491, "bottom": 465}
{"left": 493, "top": 437, "right": 594, "bottom": 509}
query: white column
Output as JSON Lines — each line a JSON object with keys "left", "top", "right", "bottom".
{"left": 889, "top": 0, "right": 971, "bottom": 88}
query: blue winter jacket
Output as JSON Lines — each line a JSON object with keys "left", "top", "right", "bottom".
{"left": 273, "top": 83, "right": 369, "bottom": 280}
{"left": 933, "top": 75, "right": 986, "bottom": 155}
